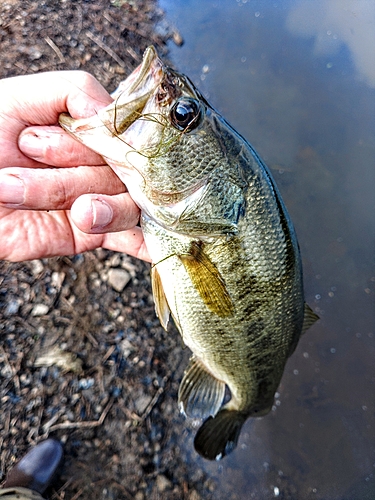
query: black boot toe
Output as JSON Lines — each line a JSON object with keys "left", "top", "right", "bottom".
{"left": 3, "top": 439, "right": 63, "bottom": 494}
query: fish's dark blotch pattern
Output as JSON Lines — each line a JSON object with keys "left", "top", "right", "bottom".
{"left": 243, "top": 297, "right": 263, "bottom": 320}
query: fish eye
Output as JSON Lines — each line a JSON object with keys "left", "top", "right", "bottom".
{"left": 170, "top": 97, "right": 203, "bottom": 132}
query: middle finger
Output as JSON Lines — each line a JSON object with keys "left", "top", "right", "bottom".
{"left": 0, "top": 165, "right": 125, "bottom": 210}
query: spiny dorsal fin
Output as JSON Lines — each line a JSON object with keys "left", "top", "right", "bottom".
{"left": 178, "top": 356, "right": 225, "bottom": 419}
{"left": 302, "top": 303, "right": 319, "bottom": 334}
{"left": 150, "top": 265, "right": 170, "bottom": 330}
{"left": 179, "top": 241, "right": 234, "bottom": 317}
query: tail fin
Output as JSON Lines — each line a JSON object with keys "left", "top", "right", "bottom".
{"left": 194, "top": 409, "right": 247, "bottom": 460}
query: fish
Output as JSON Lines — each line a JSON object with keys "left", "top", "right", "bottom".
{"left": 59, "top": 46, "right": 318, "bottom": 460}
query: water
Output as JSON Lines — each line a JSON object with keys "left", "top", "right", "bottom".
{"left": 158, "top": 1, "right": 375, "bottom": 498}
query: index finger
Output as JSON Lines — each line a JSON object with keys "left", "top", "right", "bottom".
{"left": 1, "top": 70, "right": 113, "bottom": 124}
{"left": 18, "top": 126, "right": 107, "bottom": 167}
{"left": 0, "top": 71, "right": 113, "bottom": 168}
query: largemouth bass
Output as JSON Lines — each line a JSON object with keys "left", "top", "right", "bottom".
{"left": 59, "top": 46, "right": 318, "bottom": 460}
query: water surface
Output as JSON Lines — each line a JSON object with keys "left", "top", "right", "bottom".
{"left": 159, "top": 1, "right": 375, "bottom": 498}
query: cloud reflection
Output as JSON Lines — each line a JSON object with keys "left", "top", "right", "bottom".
{"left": 286, "top": 0, "right": 375, "bottom": 87}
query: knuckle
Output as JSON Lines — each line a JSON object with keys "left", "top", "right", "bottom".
{"left": 69, "top": 70, "right": 97, "bottom": 88}
{"left": 49, "top": 172, "right": 72, "bottom": 207}
{"left": 80, "top": 71, "right": 98, "bottom": 90}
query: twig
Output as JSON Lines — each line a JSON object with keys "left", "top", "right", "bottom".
{"left": 42, "top": 410, "right": 65, "bottom": 434}
{"left": 86, "top": 31, "right": 127, "bottom": 68}
{"left": 83, "top": 328, "right": 98, "bottom": 347}
{"left": 0, "top": 346, "right": 12, "bottom": 377}
{"left": 70, "top": 488, "right": 85, "bottom": 500}
{"left": 50, "top": 478, "right": 74, "bottom": 500}
{"left": 117, "top": 400, "right": 142, "bottom": 423}
{"left": 44, "top": 36, "right": 65, "bottom": 63}
{"left": 0, "top": 346, "right": 20, "bottom": 396}
{"left": 0, "top": 412, "right": 10, "bottom": 449}
{"left": 47, "top": 400, "right": 114, "bottom": 432}
{"left": 125, "top": 46, "right": 138, "bottom": 60}
{"left": 102, "top": 345, "right": 116, "bottom": 363}
{"left": 92, "top": 480, "right": 134, "bottom": 500}
{"left": 141, "top": 386, "right": 164, "bottom": 421}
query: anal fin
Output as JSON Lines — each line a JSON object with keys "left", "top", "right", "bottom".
{"left": 178, "top": 356, "right": 225, "bottom": 419}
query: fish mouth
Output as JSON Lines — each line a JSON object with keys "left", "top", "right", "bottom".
{"left": 127, "top": 45, "right": 161, "bottom": 94}
{"left": 59, "top": 46, "right": 164, "bottom": 146}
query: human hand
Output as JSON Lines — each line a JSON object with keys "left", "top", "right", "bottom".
{"left": 0, "top": 71, "right": 149, "bottom": 262}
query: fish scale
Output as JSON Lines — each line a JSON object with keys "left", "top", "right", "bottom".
{"left": 59, "top": 46, "right": 318, "bottom": 460}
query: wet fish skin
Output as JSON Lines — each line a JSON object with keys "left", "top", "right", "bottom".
{"left": 59, "top": 46, "right": 318, "bottom": 460}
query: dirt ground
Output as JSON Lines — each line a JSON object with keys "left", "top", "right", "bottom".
{"left": 0, "top": 1, "right": 221, "bottom": 499}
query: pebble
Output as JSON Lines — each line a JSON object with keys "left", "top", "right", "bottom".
{"left": 107, "top": 268, "right": 131, "bottom": 292}
{"left": 156, "top": 474, "right": 172, "bottom": 492}
{"left": 189, "top": 491, "right": 202, "bottom": 500}
{"left": 78, "top": 378, "right": 95, "bottom": 390}
{"left": 134, "top": 393, "right": 153, "bottom": 414}
{"left": 108, "top": 254, "right": 121, "bottom": 267}
{"left": 29, "top": 259, "right": 44, "bottom": 275}
{"left": 5, "top": 299, "right": 21, "bottom": 316}
{"left": 120, "top": 339, "right": 135, "bottom": 358}
{"left": 51, "top": 271, "right": 65, "bottom": 289}
{"left": 31, "top": 303, "right": 49, "bottom": 316}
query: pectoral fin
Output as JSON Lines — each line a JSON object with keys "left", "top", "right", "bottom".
{"left": 179, "top": 241, "right": 234, "bottom": 317}
{"left": 150, "top": 265, "right": 170, "bottom": 330}
{"left": 178, "top": 356, "right": 225, "bottom": 419}
{"left": 302, "top": 303, "right": 319, "bottom": 334}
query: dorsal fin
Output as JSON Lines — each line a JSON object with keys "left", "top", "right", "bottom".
{"left": 179, "top": 241, "right": 234, "bottom": 317}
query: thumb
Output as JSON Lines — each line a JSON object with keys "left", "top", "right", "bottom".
{"left": 2, "top": 70, "right": 113, "bottom": 126}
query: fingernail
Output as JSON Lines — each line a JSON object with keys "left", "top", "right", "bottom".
{"left": 18, "top": 133, "right": 46, "bottom": 160}
{"left": 91, "top": 199, "right": 113, "bottom": 229}
{"left": 0, "top": 174, "right": 25, "bottom": 205}
{"left": 19, "top": 131, "right": 60, "bottom": 160}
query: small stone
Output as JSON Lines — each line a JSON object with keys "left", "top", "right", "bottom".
{"left": 5, "top": 299, "right": 21, "bottom": 316}
{"left": 31, "top": 303, "right": 49, "bottom": 316}
{"left": 189, "top": 491, "right": 202, "bottom": 500}
{"left": 29, "top": 46, "right": 43, "bottom": 60}
{"left": 107, "top": 268, "right": 131, "bottom": 292}
{"left": 29, "top": 259, "right": 44, "bottom": 275}
{"left": 156, "top": 474, "right": 172, "bottom": 492}
{"left": 34, "top": 346, "right": 83, "bottom": 374}
{"left": 109, "top": 254, "right": 121, "bottom": 267}
{"left": 51, "top": 271, "right": 65, "bottom": 289}
{"left": 134, "top": 393, "right": 152, "bottom": 414}
{"left": 120, "top": 339, "right": 134, "bottom": 358}
{"left": 78, "top": 378, "right": 95, "bottom": 390}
